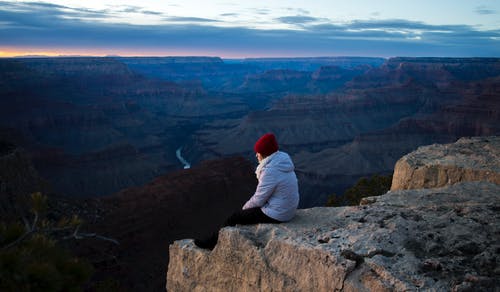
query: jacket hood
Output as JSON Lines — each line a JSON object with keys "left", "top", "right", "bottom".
{"left": 264, "top": 151, "right": 295, "bottom": 173}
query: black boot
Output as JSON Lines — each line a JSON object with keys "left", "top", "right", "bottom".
{"left": 194, "top": 234, "right": 217, "bottom": 250}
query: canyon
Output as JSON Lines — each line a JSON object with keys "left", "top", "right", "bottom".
{"left": 1, "top": 57, "right": 498, "bottom": 204}
{"left": 192, "top": 57, "right": 500, "bottom": 206}
{"left": 0, "top": 56, "right": 386, "bottom": 199}
{"left": 1, "top": 56, "right": 499, "bottom": 289}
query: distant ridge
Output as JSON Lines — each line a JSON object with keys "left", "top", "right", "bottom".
{"left": 7, "top": 55, "right": 226, "bottom": 61}
{"left": 388, "top": 56, "right": 500, "bottom": 63}
{"left": 12, "top": 55, "right": 90, "bottom": 58}
{"left": 117, "top": 56, "right": 224, "bottom": 63}
{"left": 241, "top": 56, "right": 386, "bottom": 61}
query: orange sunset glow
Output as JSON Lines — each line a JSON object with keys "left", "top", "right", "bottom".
{"left": 0, "top": 49, "right": 60, "bottom": 58}
{"left": 0, "top": 47, "right": 307, "bottom": 59}
{"left": 0, "top": 48, "right": 167, "bottom": 58}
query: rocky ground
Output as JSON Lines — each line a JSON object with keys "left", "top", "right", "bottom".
{"left": 167, "top": 136, "right": 500, "bottom": 291}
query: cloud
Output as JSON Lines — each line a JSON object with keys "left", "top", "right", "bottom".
{"left": 117, "top": 6, "right": 142, "bottom": 13}
{"left": 113, "top": 5, "right": 164, "bottom": 16}
{"left": 142, "top": 10, "right": 163, "bottom": 16}
{"left": 0, "top": 1, "right": 111, "bottom": 23}
{"left": 475, "top": 6, "right": 497, "bottom": 15}
{"left": 16, "top": 1, "right": 68, "bottom": 9}
{"left": 165, "top": 16, "right": 218, "bottom": 23}
{"left": 253, "top": 8, "right": 271, "bottom": 15}
{"left": 276, "top": 15, "right": 322, "bottom": 25}
{"left": 285, "top": 7, "right": 310, "bottom": 15}
{"left": 0, "top": 1, "right": 498, "bottom": 57}
{"left": 307, "top": 19, "right": 500, "bottom": 43}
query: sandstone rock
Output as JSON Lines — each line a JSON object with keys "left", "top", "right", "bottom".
{"left": 391, "top": 136, "right": 500, "bottom": 190}
{"left": 167, "top": 137, "right": 500, "bottom": 291}
{"left": 168, "top": 182, "right": 500, "bottom": 291}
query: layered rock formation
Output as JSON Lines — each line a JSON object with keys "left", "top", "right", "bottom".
{"left": 196, "top": 58, "right": 500, "bottom": 159}
{"left": 2, "top": 56, "right": 498, "bottom": 204}
{"left": 0, "top": 57, "right": 252, "bottom": 197}
{"left": 192, "top": 58, "right": 500, "bottom": 206}
{"left": 120, "top": 56, "right": 258, "bottom": 91}
{"left": 167, "top": 137, "right": 500, "bottom": 291}
{"left": 293, "top": 59, "right": 500, "bottom": 206}
{"left": 391, "top": 136, "right": 500, "bottom": 190}
{"left": 2, "top": 56, "right": 380, "bottom": 198}
{"left": 238, "top": 57, "right": 385, "bottom": 72}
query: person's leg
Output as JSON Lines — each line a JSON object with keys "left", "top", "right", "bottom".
{"left": 195, "top": 207, "right": 280, "bottom": 250}
{"left": 224, "top": 207, "right": 280, "bottom": 226}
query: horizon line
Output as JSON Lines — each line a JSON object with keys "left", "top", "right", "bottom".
{"left": 1, "top": 54, "right": 388, "bottom": 59}
{"left": 2, "top": 54, "right": 498, "bottom": 60}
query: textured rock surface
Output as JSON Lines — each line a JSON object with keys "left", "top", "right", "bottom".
{"left": 168, "top": 182, "right": 500, "bottom": 291}
{"left": 391, "top": 136, "right": 500, "bottom": 190}
{"left": 167, "top": 137, "right": 500, "bottom": 291}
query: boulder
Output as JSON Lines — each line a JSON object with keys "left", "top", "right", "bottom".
{"left": 391, "top": 136, "right": 500, "bottom": 190}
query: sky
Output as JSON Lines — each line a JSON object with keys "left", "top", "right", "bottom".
{"left": 0, "top": 0, "right": 499, "bottom": 58}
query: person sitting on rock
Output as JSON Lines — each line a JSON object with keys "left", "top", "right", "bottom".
{"left": 195, "top": 133, "right": 300, "bottom": 250}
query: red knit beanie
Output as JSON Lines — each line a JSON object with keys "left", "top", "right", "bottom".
{"left": 254, "top": 133, "right": 279, "bottom": 157}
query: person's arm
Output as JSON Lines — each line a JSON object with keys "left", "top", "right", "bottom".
{"left": 242, "top": 169, "right": 276, "bottom": 209}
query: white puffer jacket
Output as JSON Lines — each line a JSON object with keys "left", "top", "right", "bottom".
{"left": 242, "top": 151, "right": 299, "bottom": 222}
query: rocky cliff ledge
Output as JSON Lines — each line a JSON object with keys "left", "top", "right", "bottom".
{"left": 167, "top": 137, "right": 500, "bottom": 291}
{"left": 391, "top": 136, "right": 500, "bottom": 191}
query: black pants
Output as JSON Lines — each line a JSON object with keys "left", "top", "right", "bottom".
{"left": 195, "top": 207, "right": 280, "bottom": 249}
{"left": 224, "top": 207, "right": 281, "bottom": 227}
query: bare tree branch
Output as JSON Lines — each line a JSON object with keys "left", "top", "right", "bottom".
{"left": 31, "top": 211, "right": 38, "bottom": 231}
{"left": 2, "top": 192, "right": 119, "bottom": 249}
{"left": 1, "top": 230, "right": 34, "bottom": 250}
{"left": 63, "top": 228, "right": 120, "bottom": 245}
{"left": 21, "top": 215, "right": 30, "bottom": 231}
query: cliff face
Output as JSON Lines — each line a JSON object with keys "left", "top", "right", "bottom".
{"left": 197, "top": 58, "right": 500, "bottom": 157}
{"left": 167, "top": 137, "right": 500, "bottom": 291}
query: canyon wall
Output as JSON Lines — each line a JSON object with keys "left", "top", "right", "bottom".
{"left": 0, "top": 56, "right": 380, "bottom": 197}
{"left": 190, "top": 57, "right": 500, "bottom": 206}
{"left": 3, "top": 57, "right": 498, "bottom": 202}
